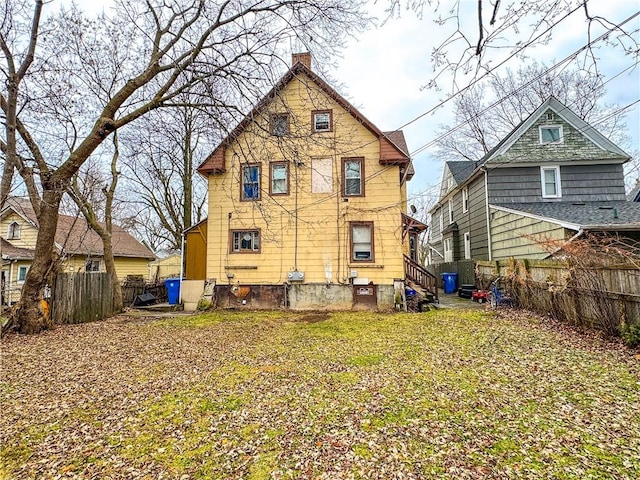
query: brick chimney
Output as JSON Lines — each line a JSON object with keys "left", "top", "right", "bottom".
{"left": 292, "top": 52, "right": 312, "bottom": 70}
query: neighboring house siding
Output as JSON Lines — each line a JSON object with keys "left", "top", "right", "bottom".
{"left": 489, "top": 208, "right": 567, "bottom": 260}
{"left": 490, "top": 113, "right": 626, "bottom": 165}
{"left": 114, "top": 257, "right": 150, "bottom": 279}
{"left": 206, "top": 74, "right": 406, "bottom": 287}
{"left": 468, "top": 176, "right": 489, "bottom": 260}
{"left": 560, "top": 164, "right": 627, "bottom": 201}
{"left": 487, "top": 164, "right": 627, "bottom": 204}
{"left": 1, "top": 211, "right": 38, "bottom": 249}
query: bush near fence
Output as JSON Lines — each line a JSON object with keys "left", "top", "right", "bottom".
{"left": 477, "top": 259, "right": 640, "bottom": 337}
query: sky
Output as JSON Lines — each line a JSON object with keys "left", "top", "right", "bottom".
{"left": 55, "top": 0, "right": 640, "bottom": 204}
{"left": 333, "top": 1, "right": 640, "bottom": 203}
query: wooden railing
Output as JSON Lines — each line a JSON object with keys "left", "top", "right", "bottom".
{"left": 404, "top": 255, "right": 438, "bottom": 301}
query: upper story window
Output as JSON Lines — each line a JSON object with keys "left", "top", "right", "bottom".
{"left": 312, "top": 110, "right": 332, "bottom": 132}
{"left": 7, "top": 221, "right": 21, "bottom": 240}
{"left": 270, "top": 162, "right": 288, "bottom": 196}
{"left": 17, "top": 266, "right": 28, "bottom": 282}
{"left": 541, "top": 166, "right": 562, "bottom": 198}
{"left": 271, "top": 113, "right": 289, "bottom": 137}
{"left": 85, "top": 259, "right": 100, "bottom": 272}
{"left": 448, "top": 198, "right": 454, "bottom": 224}
{"left": 342, "top": 157, "right": 364, "bottom": 197}
{"left": 539, "top": 125, "right": 563, "bottom": 144}
{"left": 231, "top": 230, "right": 260, "bottom": 253}
{"left": 241, "top": 164, "right": 261, "bottom": 201}
{"left": 462, "top": 187, "right": 469, "bottom": 213}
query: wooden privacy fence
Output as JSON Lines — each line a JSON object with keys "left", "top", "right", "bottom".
{"left": 426, "top": 259, "right": 476, "bottom": 287}
{"left": 52, "top": 272, "right": 115, "bottom": 324}
{"left": 477, "top": 259, "right": 640, "bottom": 332}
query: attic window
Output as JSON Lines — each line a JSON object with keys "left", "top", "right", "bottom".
{"left": 546, "top": 112, "right": 554, "bottom": 121}
{"left": 539, "top": 125, "right": 563, "bottom": 144}
{"left": 271, "top": 114, "right": 289, "bottom": 137}
{"left": 7, "top": 221, "right": 21, "bottom": 240}
{"left": 312, "top": 110, "right": 332, "bottom": 132}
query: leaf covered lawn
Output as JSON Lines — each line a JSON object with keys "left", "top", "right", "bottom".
{"left": 1, "top": 309, "right": 638, "bottom": 479}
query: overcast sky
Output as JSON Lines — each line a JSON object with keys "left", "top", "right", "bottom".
{"left": 56, "top": 0, "right": 640, "bottom": 203}
{"left": 334, "top": 1, "right": 640, "bottom": 202}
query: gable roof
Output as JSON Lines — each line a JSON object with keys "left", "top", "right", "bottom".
{"left": 197, "top": 59, "right": 410, "bottom": 175}
{"left": 485, "top": 96, "right": 630, "bottom": 163}
{"left": 491, "top": 201, "right": 640, "bottom": 231}
{"left": 2, "top": 197, "right": 155, "bottom": 260}
{"left": 446, "top": 161, "right": 477, "bottom": 185}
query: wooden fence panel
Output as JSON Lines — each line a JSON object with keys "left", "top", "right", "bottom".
{"left": 52, "top": 272, "right": 114, "bottom": 324}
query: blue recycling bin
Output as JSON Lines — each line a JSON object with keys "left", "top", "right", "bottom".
{"left": 442, "top": 272, "right": 458, "bottom": 294}
{"left": 165, "top": 278, "right": 181, "bottom": 305}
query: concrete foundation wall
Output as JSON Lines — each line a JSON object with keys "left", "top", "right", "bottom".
{"left": 288, "top": 283, "right": 353, "bottom": 310}
{"left": 212, "top": 283, "right": 395, "bottom": 311}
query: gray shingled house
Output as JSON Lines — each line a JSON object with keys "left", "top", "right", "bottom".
{"left": 428, "top": 96, "right": 640, "bottom": 264}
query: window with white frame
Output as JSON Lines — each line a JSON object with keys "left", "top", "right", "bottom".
{"left": 539, "top": 125, "right": 563, "bottom": 144}
{"left": 464, "top": 232, "right": 471, "bottom": 259}
{"left": 7, "top": 221, "right": 21, "bottom": 240}
{"left": 541, "top": 166, "right": 562, "bottom": 198}
{"left": 443, "top": 237, "right": 453, "bottom": 262}
{"left": 17, "top": 265, "right": 28, "bottom": 282}
{"left": 439, "top": 209, "right": 443, "bottom": 233}
{"left": 462, "top": 187, "right": 469, "bottom": 213}
{"left": 231, "top": 230, "right": 260, "bottom": 253}
{"left": 448, "top": 198, "right": 454, "bottom": 224}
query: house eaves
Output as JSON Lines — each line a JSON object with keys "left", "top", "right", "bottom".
{"left": 489, "top": 204, "right": 581, "bottom": 231}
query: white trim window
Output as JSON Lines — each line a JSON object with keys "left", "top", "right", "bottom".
{"left": 439, "top": 209, "right": 443, "bottom": 233}
{"left": 464, "top": 232, "right": 471, "bottom": 259}
{"left": 462, "top": 187, "right": 469, "bottom": 213}
{"left": 443, "top": 238, "right": 453, "bottom": 262}
{"left": 17, "top": 266, "right": 28, "bottom": 282}
{"left": 541, "top": 166, "right": 562, "bottom": 198}
{"left": 448, "top": 198, "right": 454, "bottom": 224}
{"left": 539, "top": 125, "right": 563, "bottom": 144}
{"left": 85, "top": 259, "right": 101, "bottom": 272}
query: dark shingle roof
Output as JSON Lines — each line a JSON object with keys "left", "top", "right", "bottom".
{"left": 1, "top": 238, "right": 35, "bottom": 260}
{"left": 446, "top": 161, "right": 478, "bottom": 185}
{"left": 2, "top": 197, "right": 155, "bottom": 259}
{"left": 493, "top": 201, "right": 640, "bottom": 229}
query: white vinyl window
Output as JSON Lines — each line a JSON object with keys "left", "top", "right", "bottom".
{"left": 448, "top": 198, "right": 454, "bottom": 224}
{"left": 539, "top": 125, "right": 563, "bottom": 144}
{"left": 541, "top": 166, "right": 562, "bottom": 198}
{"left": 462, "top": 187, "right": 469, "bottom": 213}
{"left": 464, "top": 232, "right": 471, "bottom": 260}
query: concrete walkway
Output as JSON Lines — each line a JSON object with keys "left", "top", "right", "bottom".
{"left": 436, "top": 289, "right": 488, "bottom": 310}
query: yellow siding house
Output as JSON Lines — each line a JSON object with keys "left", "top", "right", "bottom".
{"left": 1, "top": 197, "right": 155, "bottom": 305}
{"left": 195, "top": 53, "right": 434, "bottom": 310}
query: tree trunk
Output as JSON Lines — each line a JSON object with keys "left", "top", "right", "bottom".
{"left": 15, "top": 189, "right": 60, "bottom": 334}
{"left": 101, "top": 231, "right": 123, "bottom": 313}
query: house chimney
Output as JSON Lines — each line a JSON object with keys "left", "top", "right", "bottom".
{"left": 292, "top": 52, "right": 312, "bottom": 70}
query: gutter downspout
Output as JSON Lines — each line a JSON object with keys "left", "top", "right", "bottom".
{"left": 483, "top": 167, "right": 493, "bottom": 261}
{"left": 179, "top": 231, "right": 185, "bottom": 304}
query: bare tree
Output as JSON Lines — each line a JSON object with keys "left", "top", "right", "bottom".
{"left": 432, "top": 63, "right": 632, "bottom": 162}
{"left": 121, "top": 99, "right": 215, "bottom": 251}
{"left": 1, "top": 0, "right": 369, "bottom": 333}
{"left": 67, "top": 133, "right": 125, "bottom": 312}
{"left": 387, "top": 1, "right": 640, "bottom": 92}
